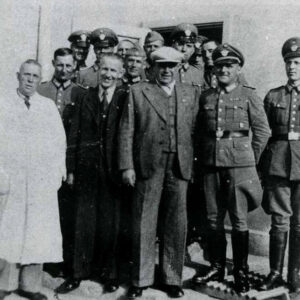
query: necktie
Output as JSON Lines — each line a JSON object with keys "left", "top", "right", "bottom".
{"left": 24, "top": 96, "right": 30, "bottom": 109}
{"left": 102, "top": 90, "right": 109, "bottom": 112}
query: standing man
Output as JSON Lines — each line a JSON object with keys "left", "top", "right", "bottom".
{"left": 171, "top": 23, "right": 204, "bottom": 89}
{"left": 259, "top": 37, "right": 300, "bottom": 293}
{"left": 192, "top": 44, "right": 270, "bottom": 292}
{"left": 37, "top": 48, "right": 87, "bottom": 278}
{"left": 117, "top": 39, "right": 135, "bottom": 58}
{"left": 68, "top": 30, "right": 91, "bottom": 83}
{"left": 143, "top": 31, "right": 164, "bottom": 81}
{"left": 119, "top": 47, "right": 199, "bottom": 299}
{"left": 56, "top": 54, "right": 127, "bottom": 294}
{"left": 122, "top": 45, "right": 146, "bottom": 87}
{"left": 190, "top": 35, "right": 208, "bottom": 72}
{"left": 78, "top": 28, "right": 119, "bottom": 88}
{"left": 0, "top": 59, "right": 66, "bottom": 300}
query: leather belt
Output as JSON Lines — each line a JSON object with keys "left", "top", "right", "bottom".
{"left": 271, "top": 132, "right": 300, "bottom": 141}
{"left": 207, "top": 130, "right": 249, "bottom": 139}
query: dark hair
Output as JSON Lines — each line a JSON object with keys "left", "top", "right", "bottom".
{"left": 99, "top": 53, "right": 124, "bottom": 66}
{"left": 20, "top": 59, "right": 42, "bottom": 72}
{"left": 53, "top": 48, "right": 74, "bottom": 60}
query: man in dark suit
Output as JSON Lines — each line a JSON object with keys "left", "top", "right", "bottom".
{"left": 119, "top": 46, "right": 199, "bottom": 299}
{"left": 37, "top": 48, "right": 87, "bottom": 278}
{"left": 56, "top": 53, "right": 127, "bottom": 294}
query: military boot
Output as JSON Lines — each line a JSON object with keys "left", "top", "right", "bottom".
{"left": 192, "top": 230, "right": 226, "bottom": 284}
{"left": 288, "top": 231, "right": 300, "bottom": 293}
{"left": 259, "top": 231, "right": 287, "bottom": 291}
{"left": 232, "top": 231, "right": 250, "bottom": 293}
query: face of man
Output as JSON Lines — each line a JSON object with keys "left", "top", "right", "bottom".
{"left": 172, "top": 41, "right": 194, "bottom": 63}
{"left": 94, "top": 45, "right": 115, "bottom": 63}
{"left": 125, "top": 55, "right": 144, "bottom": 78}
{"left": 215, "top": 62, "right": 241, "bottom": 86}
{"left": 52, "top": 55, "right": 75, "bottom": 82}
{"left": 285, "top": 57, "right": 300, "bottom": 84}
{"left": 117, "top": 40, "right": 134, "bottom": 58}
{"left": 202, "top": 41, "right": 218, "bottom": 66}
{"left": 154, "top": 62, "right": 177, "bottom": 86}
{"left": 193, "top": 54, "right": 204, "bottom": 66}
{"left": 144, "top": 40, "right": 164, "bottom": 60}
{"left": 99, "top": 56, "right": 124, "bottom": 89}
{"left": 71, "top": 44, "right": 89, "bottom": 62}
{"left": 17, "top": 63, "right": 41, "bottom": 97}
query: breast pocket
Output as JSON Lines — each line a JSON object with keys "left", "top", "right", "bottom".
{"left": 225, "top": 101, "right": 247, "bottom": 121}
{"left": 271, "top": 102, "right": 288, "bottom": 125}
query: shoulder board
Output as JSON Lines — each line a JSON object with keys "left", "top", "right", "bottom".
{"left": 242, "top": 84, "right": 256, "bottom": 90}
{"left": 40, "top": 81, "right": 49, "bottom": 84}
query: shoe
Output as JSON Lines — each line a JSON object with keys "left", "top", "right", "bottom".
{"left": 259, "top": 271, "right": 285, "bottom": 291}
{"left": 54, "top": 277, "right": 81, "bottom": 294}
{"left": 164, "top": 285, "right": 184, "bottom": 298}
{"left": 288, "top": 231, "right": 300, "bottom": 293}
{"left": 104, "top": 279, "right": 119, "bottom": 293}
{"left": 127, "top": 286, "right": 147, "bottom": 299}
{"left": 18, "top": 290, "right": 47, "bottom": 300}
{"left": 192, "top": 265, "right": 225, "bottom": 284}
{"left": 0, "top": 290, "right": 11, "bottom": 300}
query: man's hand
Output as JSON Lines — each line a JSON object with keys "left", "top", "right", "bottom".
{"left": 67, "top": 173, "right": 75, "bottom": 186}
{"left": 122, "top": 169, "right": 136, "bottom": 187}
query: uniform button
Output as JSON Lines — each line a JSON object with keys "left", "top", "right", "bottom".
{"left": 57, "top": 105, "right": 61, "bottom": 109}
{"left": 226, "top": 179, "right": 230, "bottom": 183}
{"left": 291, "top": 124, "right": 295, "bottom": 128}
{"left": 217, "top": 127, "right": 221, "bottom": 130}
{"left": 219, "top": 108, "right": 222, "bottom": 112}
{"left": 294, "top": 99, "right": 297, "bottom": 102}
{"left": 234, "top": 105, "right": 237, "bottom": 109}
{"left": 292, "top": 117, "right": 296, "bottom": 121}
{"left": 220, "top": 99, "right": 223, "bottom": 103}
{"left": 57, "top": 99, "right": 61, "bottom": 103}
{"left": 293, "top": 111, "right": 296, "bottom": 114}
{"left": 218, "top": 118, "right": 222, "bottom": 121}
{"left": 221, "top": 91, "right": 224, "bottom": 95}
{"left": 293, "top": 105, "right": 297, "bottom": 108}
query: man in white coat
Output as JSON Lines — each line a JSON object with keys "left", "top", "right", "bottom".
{"left": 0, "top": 59, "right": 66, "bottom": 300}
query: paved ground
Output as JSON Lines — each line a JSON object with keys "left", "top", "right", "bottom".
{"left": 4, "top": 240, "right": 276, "bottom": 300}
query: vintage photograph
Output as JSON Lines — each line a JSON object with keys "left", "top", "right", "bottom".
{"left": 0, "top": 0, "right": 299, "bottom": 299}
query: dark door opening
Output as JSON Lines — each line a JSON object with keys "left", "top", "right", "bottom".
{"left": 152, "top": 22, "right": 223, "bottom": 46}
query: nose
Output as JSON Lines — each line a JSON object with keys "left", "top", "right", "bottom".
{"left": 181, "top": 44, "right": 187, "bottom": 52}
{"left": 221, "top": 65, "right": 228, "bottom": 72}
{"left": 27, "top": 75, "right": 34, "bottom": 82}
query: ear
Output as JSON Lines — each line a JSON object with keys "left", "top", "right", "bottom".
{"left": 16, "top": 72, "right": 20, "bottom": 81}
{"left": 237, "top": 65, "right": 242, "bottom": 74}
{"left": 52, "top": 60, "right": 55, "bottom": 67}
{"left": 118, "top": 67, "right": 125, "bottom": 79}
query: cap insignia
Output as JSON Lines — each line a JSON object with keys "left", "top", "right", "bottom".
{"left": 195, "top": 42, "right": 201, "bottom": 48}
{"left": 221, "top": 49, "right": 229, "bottom": 57}
{"left": 185, "top": 29, "right": 191, "bottom": 37}
{"left": 291, "top": 45, "right": 298, "bottom": 52}
{"left": 99, "top": 33, "right": 106, "bottom": 40}
{"left": 81, "top": 34, "right": 87, "bottom": 42}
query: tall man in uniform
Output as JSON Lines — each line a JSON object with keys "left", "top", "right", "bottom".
{"left": 78, "top": 28, "right": 119, "bottom": 88}
{"left": 171, "top": 23, "right": 204, "bottom": 89}
{"left": 259, "top": 37, "right": 300, "bottom": 293}
{"left": 143, "top": 31, "right": 164, "bottom": 81}
{"left": 56, "top": 54, "right": 127, "bottom": 294}
{"left": 0, "top": 59, "right": 66, "bottom": 300}
{"left": 119, "top": 47, "right": 199, "bottom": 299}
{"left": 68, "top": 30, "right": 91, "bottom": 83}
{"left": 38, "top": 48, "right": 87, "bottom": 278}
{"left": 192, "top": 44, "right": 270, "bottom": 292}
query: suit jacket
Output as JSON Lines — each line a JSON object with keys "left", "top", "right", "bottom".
{"left": 67, "top": 85, "right": 128, "bottom": 183}
{"left": 118, "top": 81, "right": 199, "bottom": 180}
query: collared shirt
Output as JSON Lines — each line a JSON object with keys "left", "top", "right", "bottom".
{"left": 156, "top": 80, "right": 176, "bottom": 96}
{"left": 17, "top": 89, "right": 30, "bottom": 106}
{"left": 98, "top": 85, "right": 116, "bottom": 104}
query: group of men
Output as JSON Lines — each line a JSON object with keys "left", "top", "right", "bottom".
{"left": 0, "top": 21, "right": 300, "bottom": 300}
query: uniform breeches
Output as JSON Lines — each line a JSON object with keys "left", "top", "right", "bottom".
{"left": 263, "top": 176, "right": 300, "bottom": 233}
{"left": 131, "top": 153, "right": 188, "bottom": 287}
{"left": 203, "top": 166, "right": 262, "bottom": 232}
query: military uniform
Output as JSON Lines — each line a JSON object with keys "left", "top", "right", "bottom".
{"left": 37, "top": 78, "right": 87, "bottom": 277}
{"left": 193, "top": 44, "right": 270, "bottom": 292}
{"left": 77, "top": 28, "right": 118, "bottom": 88}
{"left": 259, "top": 37, "right": 300, "bottom": 293}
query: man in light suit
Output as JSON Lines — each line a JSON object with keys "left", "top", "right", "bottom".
{"left": 118, "top": 47, "right": 199, "bottom": 299}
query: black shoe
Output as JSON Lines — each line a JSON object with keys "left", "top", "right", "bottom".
{"left": 164, "top": 285, "right": 184, "bottom": 298}
{"left": 234, "top": 269, "right": 250, "bottom": 293}
{"left": 259, "top": 271, "right": 285, "bottom": 291}
{"left": 18, "top": 290, "right": 47, "bottom": 300}
{"left": 192, "top": 266, "right": 225, "bottom": 284}
{"left": 104, "top": 279, "right": 119, "bottom": 293}
{"left": 127, "top": 286, "right": 147, "bottom": 299}
{"left": 0, "top": 290, "right": 11, "bottom": 300}
{"left": 55, "top": 278, "right": 81, "bottom": 294}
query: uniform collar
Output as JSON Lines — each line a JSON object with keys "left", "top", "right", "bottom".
{"left": 286, "top": 82, "right": 300, "bottom": 93}
{"left": 52, "top": 77, "right": 71, "bottom": 89}
{"left": 218, "top": 81, "right": 239, "bottom": 93}
{"left": 180, "top": 62, "right": 190, "bottom": 71}
{"left": 123, "top": 75, "right": 141, "bottom": 84}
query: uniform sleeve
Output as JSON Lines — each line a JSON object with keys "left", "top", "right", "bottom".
{"left": 263, "top": 91, "right": 272, "bottom": 123}
{"left": 118, "top": 88, "right": 135, "bottom": 171}
{"left": 66, "top": 93, "right": 84, "bottom": 173}
{"left": 248, "top": 91, "right": 271, "bottom": 163}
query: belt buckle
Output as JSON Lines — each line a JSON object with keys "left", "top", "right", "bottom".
{"left": 288, "top": 132, "right": 300, "bottom": 140}
{"left": 216, "top": 130, "right": 224, "bottom": 138}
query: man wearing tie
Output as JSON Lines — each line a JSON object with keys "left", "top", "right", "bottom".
{"left": 56, "top": 53, "right": 127, "bottom": 294}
